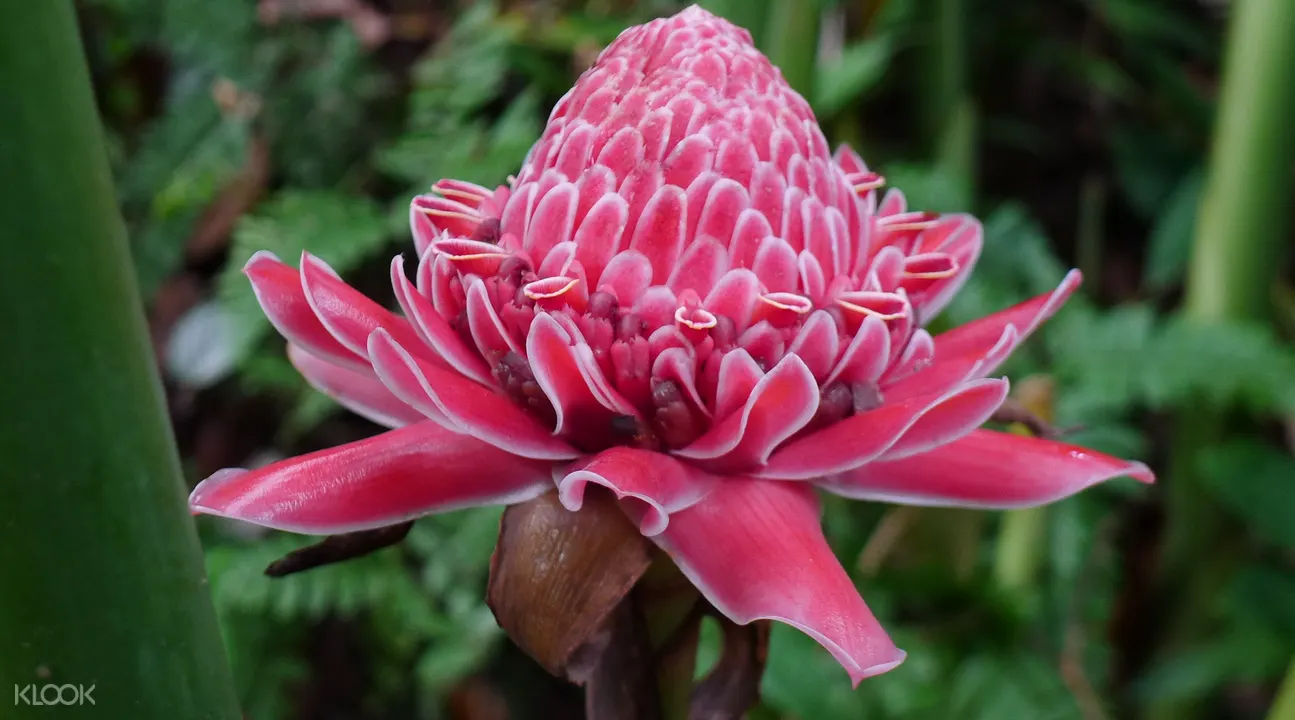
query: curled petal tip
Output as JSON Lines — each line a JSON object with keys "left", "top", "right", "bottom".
{"left": 1116, "top": 459, "right": 1155, "bottom": 484}
{"left": 242, "top": 249, "right": 284, "bottom": 275}
{"left": 188, "top": 467, "right": 251, "bottom": 517}
{"left": 850, "top": 650, "right": 907, "bottom": 688}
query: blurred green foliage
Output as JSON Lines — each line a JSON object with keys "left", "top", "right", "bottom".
{"left": 84, "top": 0, "right": 1294, "bottom": 717}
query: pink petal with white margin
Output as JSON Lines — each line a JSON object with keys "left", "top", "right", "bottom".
{"left": 299, "top": 251, "right": 431, "bottom": 363}
{"left": 713, "top": 348, "right": 764, "bottom": 421}
{"left": 816, "top": 429, "right": 1154, "bottom": 508}
{"left": 933, "top": 270, "right": 1083, "bottom": 374}
{"left": 188, "top": 421, "right": 553, "bottom": 535}
{"left": 244, "top": 251, "right": 365, "bottom": 372}
{"left": 882, "top": 326, "right": 1018, "bottom": 403}
{"left": 465, "top": 278, "right": 524, "bottom": 360}
{"left": 390, "top": 256, "right": 495, "bottom": 387}
{"left": 557, "top": 448, "right": 719, "bottom": 536}
{"left": 911, "top": 214, "right": 982, "bottom": 322}
{"left": 675, "top": 354, "right": 819, "bottom": 471}
{"left": 527, "top": 313, "right": 638, "bottom": 443}
{"left": 651, "top": 479, "right": 905, "bottom": 686}
{"left": 874, "top": 377, "right": 1010, "bottom": 461}
{"left": 288, "top": 344, "right": 427, "bottom": 429}
{"left": 368, "top": 329, "right": 578, "bottom": 461}
{"left": 758, "top": 378, "right": 1010, "bottom": 480}
{"left": 823, "top": 315, "right": 890, "bottom": 387}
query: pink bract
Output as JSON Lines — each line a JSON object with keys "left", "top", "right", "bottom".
{"left": 190, "top": 5, "right": 1154, "bottom": 685}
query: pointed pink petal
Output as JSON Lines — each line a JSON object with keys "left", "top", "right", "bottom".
{"left": 244, "top": 251, "right": 364, "bottom": 371}
{"left": 786, "top": 310, "right": 840, "bottom": 381}
{"left": 630, "top": 184, "right": 687, "bottom": 284}
{"left": 703, "top": 268, "right": 761, "bottom": 333}
{"left": 573, "top": 192, "right": 630, "bottom": 288}
{"left": 597, "top": 249, "right": 654, "bottom": 305}
{"left": 652, "top": 479, "right": 905, "bottom": 686}
{"left": 823, "top": 315, "right": 890, "bottom": 387}
{"left": 390, "top": 256, "right": 495, "bottom": 387}
{"left": 525, "top": 181, "right": 579, "bottom": 265}
{"left": 653, "top": 346, "right": 711, "bottom": 419}
{"left": 675, "top": 354, "right": 819, "bottom": 471}
{"left": 875, "top": 377, "right": 1010, "bottom": 460}
{"left": 527, "top": 313, "right": 636, "bottom": 444}
{"left": 933, "top": 270, "right": 1082, "bottom": 374}
{"left": 557, "top": 448, "right": 719, "bottom": 536}
{"left": 299, "top": 251, "right": 430, "bottom": 362}
{"left": 666, "top": 236, "right": 729, "bottom": 298}
{"left": 189, "top": 421, "right": 553, "bottom": 534}
{"left": 883, "top": 326, "right": 1018, "bottom": 403}
{"left": 816, "top": 429, "right": 1154, "bottom": 508}
{"left": 713, "top": 348, "right": 764, "bottom": 420}
{"left": 368, "top": 329, "right": 579, "bottom": 460}
{"left": 833, "top": 143, "right": 869, "bottom": 175}
{"left": 288, "top": 344, "right": 424, "bottom": 428}
{"left": 911, "top": 214, "right": 982, "bottom": 322}
{"left": 758, "top": 379, "right": 1010, "bottom": 480}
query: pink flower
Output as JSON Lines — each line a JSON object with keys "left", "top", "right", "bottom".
{"left": 191, "top": 6, "right": 1153, "bottom": 685}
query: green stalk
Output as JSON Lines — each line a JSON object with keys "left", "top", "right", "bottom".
{"left": 926, "top": 0, "right": 974, "bottom": 204}
{"left": 993, "top": 507, "right": 1046, "bottom": 594}
{"left": 764, "top": 0, "right": 821, "bottom": 98}
{"left": 993, "top": 385, "right": 1056, "bottom": 598}
{"left": 1163, "top": 0, "right": 1295, "bottom": 609}
{"left": 1076, "top": 174, "right": 1107, "bottom": 294}
{"left": 1153, "top": 1, "right": 1295, "bottom": 718}
{"left": 1182, "top": 1, "right": 1295, "bottom": 323}
{"left": 0, "top": 3, "right": 241, "bottom": 719}
{"left": 1269, "top": 656, "right": 1295, "bottom": 720}
{"left": 639, "top": 559, "right": 702, "bottom": 720}
{"left": 701, "top": 0, "right": 771, "bottom": 48}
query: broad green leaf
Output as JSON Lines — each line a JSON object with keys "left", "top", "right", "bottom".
{"left": 945, "top": 653, "right": 1082, "bottom": 720}
{"left": 1197, "top": 440, "right": 1295, "bottom": 549}
{"left": 761, "top": 623, "right": 867, "bottom": 719}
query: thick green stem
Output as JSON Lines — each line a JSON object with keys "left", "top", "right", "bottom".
{"left": 1182, "top": 1, "right": 1295, "bottom": 323}
{"left": 639, "top": 559, "right": 702, "bottom": 720}
{"left": 0, "top": 3, "right": 241, "bottom": 719}
{"left": 1153, "top": 1, "right": 1295, "bottom": 718}
{"left": 701, "top": 0, "right": 771, "bottom": 48}
{"left": 926, "top": 0, "right": 975, "bottom": 203}
{"left": 993, "top": 507, "right": 1046, "bottom": 594}
{"left": 1268, "top": 657, "right": 1295, "bottom": 720}
{"left": 1076, "top": 174, "right": 1106, "bottom": 293}
{"left": 764, "top": 0, "right": 821, "bottom": 98}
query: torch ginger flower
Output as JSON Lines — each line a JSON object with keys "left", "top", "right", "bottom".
{"left": 191, "top": 5, "right": 1154, "bottom": 685}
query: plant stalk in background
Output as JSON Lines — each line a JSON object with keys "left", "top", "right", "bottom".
{"left": 926, "top": 0, "right": 974, "bottom": 205}
{"left": 0, "top": 2, "right": 242, "bottom": 718}
{"left": 764, "top": 0, "right": 821, "bottom": 98}
{"left": 1156, "top": 0, "right": 1295, "bottom": 718}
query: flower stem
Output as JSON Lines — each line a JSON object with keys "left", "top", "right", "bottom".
{"left": 993, "top": 507, "right": 1046, "bottom": 594}
{"left": 1268, "top": 656, "right": 1295, "bottom": 720}
{"left": 638, "top": 558, "right": 702, "bottom": 720}
{"left": 764, "top": 0, "right": 821, "bottom": 98}
{"left": 926, "top": 0, "right": 975, "bottom": 205}
{"left": 701, "top": 0, "right": 771, "bottom": 48}
{"left": 1153, "top": 0, "right": 1295, "bottom": 717}
{"left": 0, "top": 2, "right": 241, "bottom": 718}
{"left": 992, "top": 379, "right": 1057, "bottom": 597}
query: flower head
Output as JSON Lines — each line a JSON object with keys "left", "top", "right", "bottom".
{"left": 191, "top": 5, "right": 1153, "bottom": 685}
